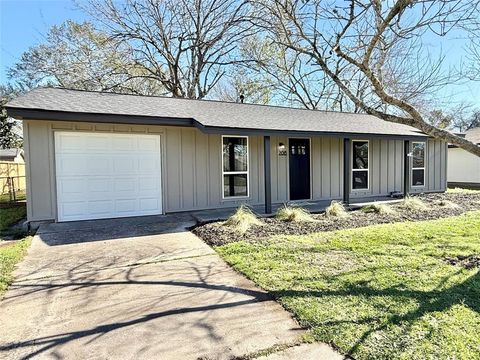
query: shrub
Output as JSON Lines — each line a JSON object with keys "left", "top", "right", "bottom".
{"left": 276, "top": 205, "right": 316, "bottom": 222}
{"left": 401, "top": 196, "right": 429, "bottom": 211}
{"left": 361, "top": 203, "right": 396, "bottom": 215}
{"left": 325, "top": 201, "right": 348, "bottom": 217}
{"left": 223, "top": 205, "right": 263, "bottom": 234}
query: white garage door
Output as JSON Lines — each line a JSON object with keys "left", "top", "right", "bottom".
{"left": 55, "top": 132, "right": 162, "bottom": 222}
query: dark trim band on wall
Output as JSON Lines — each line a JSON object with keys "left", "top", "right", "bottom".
{"left": 404, "top": 140, "right": 410, "bottom": 197}
{"left": 6, "top": 108, "right": 196, "bottom": 127}
{"left": 199, "top": 124, "right": 428, "bottom": 141}
{"left": 343, "top": 138, "right": 351, "bottom": 205}
{"left": 264, "top": 136, "right": 272, "bottom": 214}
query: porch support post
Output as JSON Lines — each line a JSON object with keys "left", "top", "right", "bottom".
{"left": 403, "top": 140, "right": 410, "bottom": 197}
{"left": 343, "top": 138, "right": 350, "bottom": 205}
{"left": 264, "top": 135, "right": 272, "bottom": 214}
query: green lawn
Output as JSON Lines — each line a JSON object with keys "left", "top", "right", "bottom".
{"left": 217, "top": 211, "right": 480, "bottom": 360}
{"left": 0, "top": 237, "right": 31, "bottom": 297}
{"left": 0, "top": 206, "right": 27, "bottom": 231}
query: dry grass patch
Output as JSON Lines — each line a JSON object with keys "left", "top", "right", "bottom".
{"left": 325, "top": 201, "right": 349, "bottom": 218}
{"left": 401, "top": 196, "right": 429, "bottom": 211}
{"left": 276, "top": 205, "right": 316, "bottom": 222}
{"left": 223, "top": 205, "right": 263, "bottom": 234}
{"left": 361, "top": 203, "right": 396, "bottom": 215}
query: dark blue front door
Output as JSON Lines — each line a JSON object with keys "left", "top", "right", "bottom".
{"left": 289, "top": 138, "right": 310, "bottom": 200}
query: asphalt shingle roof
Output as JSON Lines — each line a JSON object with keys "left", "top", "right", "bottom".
{"left": 6, "top": 87, "right": 426, "bottom": 137}
{"left": 0, "top": 148, "right": 23, "bottom": 161}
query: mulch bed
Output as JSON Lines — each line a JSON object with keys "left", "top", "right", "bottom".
{"left": 193, "top": 192, "right": 480, "bottom": 246}
{"left": 444, "top": 255, "right": 480, "bottom": 269}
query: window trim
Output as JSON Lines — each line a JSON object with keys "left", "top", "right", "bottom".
{"left": 411, "top": 141, "right": 426, "bottom": 188}
{"left": 221, "top": 135, "right": 250, "bottom": 199}
{"left": 351, "top": 139, "right": 370, "bottom": 191}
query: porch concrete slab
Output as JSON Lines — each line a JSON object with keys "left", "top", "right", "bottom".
{"left": 191, "top": 196, "right": 401, "bottom": 223}
{"left": 0, "top": 218, "right": 340, "bottom": 359}
{"left": 191, "top": 200, "right": 336, "bottom": 223}
{"left": 349, "top": 198, "right": 403, "bottom": 209}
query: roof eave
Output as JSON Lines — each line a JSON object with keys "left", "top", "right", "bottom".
{"left": 7, "top": 106, "right": 428, "bottom": 140}
{"left": 198, "top": 124, "right": 428, "bottom": 140}
{"left": 6, "top": 107, "right": 196, "bottom": 128}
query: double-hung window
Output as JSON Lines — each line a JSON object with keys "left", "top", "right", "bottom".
{"left": 222, "top": 136, "right": 249, "bottom": 198}
{"left": 411, "top": 142, "right": 426, "bottom": 187}
{"left": 352, "top": 140, "right": 369, "bottom": 190}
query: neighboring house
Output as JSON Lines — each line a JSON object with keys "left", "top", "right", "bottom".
{"left": 6, "top": 88, "right": 447, "bottom": 223}
{"left": 0, "top": 148, "right": 24, "bottom": 163}
{"left": 447, "top": 127, "right": 480, "bottom": 188}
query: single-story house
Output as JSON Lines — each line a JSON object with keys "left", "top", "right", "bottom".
{"left": 0, "top": 148, "right": 24, "bottom": 163}
{"left": 447, "top": 127, "right": 480, "bottom": 188}
{"left": 6, "top": 88, "right": 447, "bottom": 223}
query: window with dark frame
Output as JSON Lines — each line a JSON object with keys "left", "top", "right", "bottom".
{"left": 412, "top": 142, "right": 426, "bottom": 186}
{"left": 352, "top": 140, "right": 369, "bottom": 190}
{"left": 222, "top": 136, "right": 248, "bottom": 198}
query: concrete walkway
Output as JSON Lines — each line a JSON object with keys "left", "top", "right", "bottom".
{"left": 0, "top": 215, "right": 342, "bottom": 360}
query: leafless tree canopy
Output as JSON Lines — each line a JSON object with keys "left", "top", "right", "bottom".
{"left": 82, "top": 0, "right": 255, "bottom": 99}
{"left": 5, "top": 0, "right": 480, "bottom": 155}
{"left": 251, "top": 0, "right": 480, "bottom": 156}
{"left": 8, "top": 21, "right": 161, "bottom": 95}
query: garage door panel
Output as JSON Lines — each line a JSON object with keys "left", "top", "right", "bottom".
{"left": 138, "top": 177, "right": 159, "bottom": 192}
{"left": 87, "top": 177, "right": 112, "bottom": 193}
{"left": 138, "top": 156, "right": 159, "bottom": 172}
{"left": 58, "top": 178, "right": 86, "bottom": 195}
{"left": 138, "top": 137, "right": 159, "bottom": 151}
{"left": 113, "top": 157, "right": 136, "bottom": 173}
{"left": 61, "top": 201, "right": 88, "bottom": 218}
{"left": 57, "top": 134, "right": 84, "bottom": 151}
{"left": 85, "top": 136, "right": 110, "bottom": 151}
{"left": 55, "top": 132, "right": 162, "bottom": 222}
{"left": 57, "top": 156, "right": 88, "bottom": 175}
{"left": 115, "top": 199, "right": 138, "bottom": 213}
{"left": 112, "top": 136, "right": 136, "bottom": 151}
{"left": 86, "top": 157, "right": 112, "bottom": 174}
{"left": 114, "top": 177, "right": 137, "bottom": 192}
{"left": 139, "top": 198, "right": 160, "bottom": 211}
{"left": 87, "top": 200, "right": 114, "bottom": 215}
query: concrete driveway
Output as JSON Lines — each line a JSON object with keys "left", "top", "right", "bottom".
{"left": 0, "top": 215, "right": 341, "bottom": 360}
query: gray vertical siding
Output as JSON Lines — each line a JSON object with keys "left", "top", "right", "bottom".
{"left": 411, "top": 139, "right": 447, "bottom": 193}
{"left": 23, "top": 120, "right": 447, "bottom": 222}
{"left": 350, "top": 139, "right": 404, "bottom": 198}
{"left": 162, "top": 128, "right": 266, "bottom": 212}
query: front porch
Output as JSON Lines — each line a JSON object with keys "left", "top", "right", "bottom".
{"left": 260, "top": 135, "right": 413, "bottom": 215}
{"left": 191, "top": 196, "right": 403, "bottom": 223}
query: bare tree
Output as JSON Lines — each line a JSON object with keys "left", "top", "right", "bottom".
{"left": 451, "top": 108, "right": 480, "bottom": 132}
{"left": 9, "top": 21, "right": 161, "bottom": 95}
{"left": 255, "top": 0, "right": 480, "bottom": 156}
{"left": 82, "top": 0, "right": 254, "bottom": 99}
{"left": 211, "top": 68, "right": 272, "bottom": 104}
{"left": 239, "top": 33, "right": 370, "bottom": 111}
